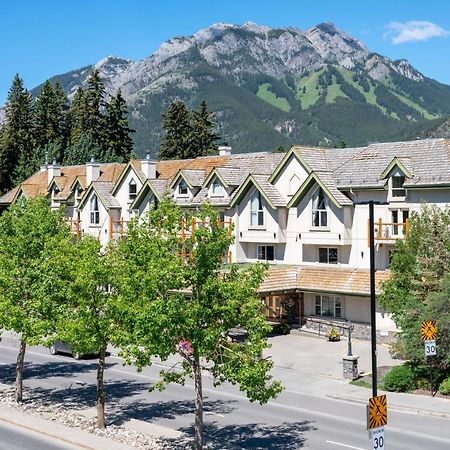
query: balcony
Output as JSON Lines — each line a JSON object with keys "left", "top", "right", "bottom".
{"left": 370, "top": 218, "right": 410, "bottom": 245}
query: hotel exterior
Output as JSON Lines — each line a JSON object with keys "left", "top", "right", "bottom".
{"left": 2, "top": 139, "right": 449, "bottom": 339}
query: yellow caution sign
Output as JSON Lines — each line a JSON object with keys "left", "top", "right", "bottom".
{"left": 421, "top": 320, "right": 437, "bottom": 341}
{"left": 368, "top": 395, "right": 387, "bottom": 430}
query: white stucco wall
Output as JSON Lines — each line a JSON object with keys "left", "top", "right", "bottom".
{"left": 272, "top": 154, "right": 309, "bottom": 201}
{"left": 114, "top": 168, "right": 143, "bottom": 222}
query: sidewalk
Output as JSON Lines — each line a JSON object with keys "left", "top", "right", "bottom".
{"left": 267, "top": 332, "right": 450, "bottom": 419}
{"left": 0, "top": 397, "right": 135, "bottom": 450}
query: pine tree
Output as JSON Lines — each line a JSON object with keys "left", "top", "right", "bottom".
{"left": 53, "top": 81, "right": 70, "bottom": 158}
{"left": 105, "top": 89, "right": 134, "bottom": 162}
{"left": 65, "top": 135, "right": 101, "bottom": 166}
{"left": 84, "top": 69, "right": 107, "bottom": 151}
{"left": 160, "top": 100, "right": 193, "bottom": 160}
{"left": 191, "top": 100, "right": 220, "bottom": 157}
{"left": 69, "top": 87, "right": 88, "bottom": 147}
{"left": 1, "top": 74, "right": 37, "bottom": 189}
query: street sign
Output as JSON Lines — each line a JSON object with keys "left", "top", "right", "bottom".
{"left": 371, "top": 427, "right": 385, "bottom": 450}
{"left": 368, "top": 394, "right": 387, "bottom": 429}
{"left": 421, "top": 320, "right": 437, "bottom": 341}
{"left": 425, "top": 339, "right": 437, "bottom": 357}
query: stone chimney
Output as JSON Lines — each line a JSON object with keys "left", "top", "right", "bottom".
{"left": 218, "top": 145, "right": 232, "bottom": 156}
{"left": 86, "top": 157, "right": 101, "bottom": 185}
{"left": 141, "top": 152, "right": 156, "bottom": 179}
{"left": 47, "top": 160, "right": 61, "bottom": 186}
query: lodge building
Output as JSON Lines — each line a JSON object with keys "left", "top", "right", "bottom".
{"left": 2, "top": 138, "right": 449, "bottom": 339}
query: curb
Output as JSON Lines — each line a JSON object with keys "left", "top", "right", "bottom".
{"left": 326, "top": 393, "right": 450, "bottom": 419}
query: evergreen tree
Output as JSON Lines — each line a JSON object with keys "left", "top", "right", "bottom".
{"left": 105, "top": 89, "right": 134, "bottom": 162}
{"left": 191, "top": 100, "right": 220, "bottom": 157}
{"left": 64, "top": 135, "right": 101, "bottom": 166}
{"left": 69, "top": 87, "right": 88, "bottom": 147}
{"left": 53, "top": 80, "right": 71, "bottom": 157}
{"left": 84, "top": 69, "right": 107, "bottom": 151}
{"left": 34, "top": 80, "right": 59, "bottom": 149}
{"left": 1, "top": 74, "right": 36, "bottom": 189}
{"left": 160, "top": 100, "right": 193, "bottom": 160}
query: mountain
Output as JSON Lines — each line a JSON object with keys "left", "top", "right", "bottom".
{"left": 32, "top": 22, "right": 450, "bottom": 156}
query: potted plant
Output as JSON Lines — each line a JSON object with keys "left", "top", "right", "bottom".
{"left": 326, "top": 328, "right": 340, "bottom": 342}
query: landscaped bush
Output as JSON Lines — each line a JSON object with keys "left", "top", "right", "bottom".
{"left": 438, "top": 377, "right": 450, "bottom": 395}
{"left": 272, "top": 323, "right": 290, "bottom": 335}
{"left": 383, "top": 365, "right": 416, "bottom": 392}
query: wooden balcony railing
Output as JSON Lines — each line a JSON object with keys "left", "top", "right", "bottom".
{"left": 109, "top": 217, "right": 128, "bottom": 240}
{"left": 66, "top": 216, "right": 81, "bottom": 238}
{"left": 368, "top": 218, "right": 410, "bottom": 246}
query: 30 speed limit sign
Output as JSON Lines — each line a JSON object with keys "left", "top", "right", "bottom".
{"left": 425, "top": 339, "right": 437, "bottom": 357}
{"left": 371, "top": 427, "right": 385, "bottom": 450}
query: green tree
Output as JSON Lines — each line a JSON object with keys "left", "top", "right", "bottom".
{"left": 105, "top": 89, "right": 134, "bottom": 161}
{"left": 69, "top": 87, "right": 88, "bottom": 147}
{"left": 115, "top": 200, "right": 282, "bottom": 449}
{"left": 55, "top": 235, "right": 118, "bottom": 429}
{"left": 64, "top": 135, "right": 102, "bottom": 166}
{"left": 191, "top": 100, "right": 220, "bottom": 156}
{"left": 1, "top": 74, "right": 36, "bottom": 189}
{"left": 380, "top": 204, "right": 450, "bottom": 371}
{"left": 0, "top": 197, "right": 71, "bottom": 402}
{"left": 160, "top": 100, "right": 193, "bottom": 160}
{"left": 34, "top": 80, "right": 59, "bottom": 149}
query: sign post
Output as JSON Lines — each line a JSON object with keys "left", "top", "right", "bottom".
{"left": 367, "top": 394, "right": 387, "bottom": 449}
{"left": 421, "top": 320, "right": 437, "bottom": 396}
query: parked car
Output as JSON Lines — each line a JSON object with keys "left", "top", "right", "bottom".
{"left": 49, "top": 340, "right": 98, "bottom": 359}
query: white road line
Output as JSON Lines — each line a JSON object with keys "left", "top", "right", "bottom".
{"left": 325, "top": 440, "right": 365, "bottom": 450}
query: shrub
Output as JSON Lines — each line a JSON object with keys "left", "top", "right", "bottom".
{"left": 272, "top": 323, "right": 290, "bottom": 335}
{"left": 326, "top": 328, "right": 340, "bottom": 341}
{"left": 383, "top": 365, "right": 416, "bottom": 392}
{"left": 439, "top": 377, "right": 450, "bottom": 395}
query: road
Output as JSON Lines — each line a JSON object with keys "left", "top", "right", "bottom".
{"left": 1, "top": 337, "right": 450, "bottom": 449}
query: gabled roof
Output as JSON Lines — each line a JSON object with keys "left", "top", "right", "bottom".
{"left": 202, "top": 168, "right": 230, "bottom": 189}
{"left": 380, "top": 157, "right": 413, "bottom": 179}
{"left": 129, "top": 179, "right": 169, "bottom": 210}
{"left": 70, "top": 175, "right": 87, "bottom": 191}
{"left": 111, "top": 160, "right": 146, "bottom": 196}
{"left": 230, "top": 174, "right": 286, "bottom": 209}
{"left": 268, "top": 146, "right": 314, "bottom": 183}
{"left": 169, "top": 169, "right": 206, "bottom": 190}
{"left": 287, "top": 172, "right": 353, "bottom": 208}
{"left": 78, "top": 182, "right": 121, "bottom": 211}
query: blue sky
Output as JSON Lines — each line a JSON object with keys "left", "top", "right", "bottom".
{"left": 1, "top": 0, "right": 450, "bottom": 102}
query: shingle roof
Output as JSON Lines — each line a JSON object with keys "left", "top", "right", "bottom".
{"left": 181, "top": 169, "right": 206, "bottom": 187}
{"left": 313, "top": 171, "right": 353, "bottom": 206}
{"left": 258, "top": 266, "right": 391, "bottom": 296}
{"left": 252, "top": 174, "right": 287, "bottom": 207}
{"left": 91, "top": 182, "right": 121, "bottom": 209}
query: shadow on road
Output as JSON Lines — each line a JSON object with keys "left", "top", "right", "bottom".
{"left": 170, "top": 420, "right": 315, "bottom": 449}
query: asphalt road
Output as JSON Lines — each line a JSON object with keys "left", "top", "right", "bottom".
{"left": 1, "top": 337, "right": 450, "bottom": 450}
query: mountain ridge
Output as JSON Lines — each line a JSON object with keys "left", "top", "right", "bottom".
{"left": 23, "top": 22, "right": 450, "bottom": 155}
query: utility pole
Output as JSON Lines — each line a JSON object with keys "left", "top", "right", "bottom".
{"left": 369, "top": 200, "right": 378, "bottom": 397}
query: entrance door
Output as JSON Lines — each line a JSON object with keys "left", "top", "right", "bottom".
{"left": 265, "top": 295, "right": 282, "bottom": 321}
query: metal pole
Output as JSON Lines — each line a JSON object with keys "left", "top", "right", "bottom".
{"left": 369, "top": 201, "right": 378, "bottom": 397}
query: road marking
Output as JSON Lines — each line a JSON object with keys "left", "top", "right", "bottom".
{"left": 326, "top": 441, "right": 365, "bottom": 450}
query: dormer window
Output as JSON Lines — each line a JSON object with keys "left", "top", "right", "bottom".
{"left": 178, "top": 179, "right": 188, "bottom": 196}
{"left": 211, "top": 178, "right": 224, "bottom": 196}
{"left": 250, "top": 191, "right": 264, "bottom": 226}
{"left": 312, "top": 187, "right": 328, "bottom": 227}
{"left": 76, "top": 186, "right": 83, "bottom": 198}
{"left": 129, "top": 179, "right": 137, "bottom": 200}
{"left": 90, "top": 195, "right": 100, "bottom": 224}
{"left": 391, "top": 175, "right": 406, "bottom": 198}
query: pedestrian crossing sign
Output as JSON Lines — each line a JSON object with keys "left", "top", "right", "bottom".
{"left": 368, "top": 395, "right": 387, "bottom": 430}
{"left": 421, "top": 320, "right": 437, "bottom": 341}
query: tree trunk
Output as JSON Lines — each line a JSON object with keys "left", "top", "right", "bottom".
{"left": 193, "top": 356, "right": 204, "bottom": 450}
{"left": 15, "top": 339, "right": 26, "bottom": 403}
{"left": 96, "top": 346, "right": 106, "bottom": 429}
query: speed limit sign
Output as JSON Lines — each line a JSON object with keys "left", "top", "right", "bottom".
{"left": 425, "top": 339, "right": 437, "bottom": 357}
{"left": 371, "top": 427, "right": 385, "bottom": 450}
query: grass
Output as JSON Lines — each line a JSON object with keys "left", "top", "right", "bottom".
{"left": 390, "top": 91, "right": 437, "bottom": 120}
{"left": 350, "top": 379, "right": 372, "bottom": 389}
{"left": 256, "top": 83, "right": 291, "bottom": 112}
{"left": 296, "top": 68, "right": 326, "bottom": 109}
{"left": 325, "top": 76, "right": 348, "bottom": 103}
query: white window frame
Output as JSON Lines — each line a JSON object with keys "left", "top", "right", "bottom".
{"left": 312, "top": 187, "right": 328, "bottom": 228}
{"left": 211, "top": 178, "right": 224, "bottom": 196}
{"left": 315, "top": 294, "right": 342, "bottom": 318}
{"left": 318, "top": 247, "right": 338, "bottom": 264}
{"left": 178, "top": 179, "right": 188, "bottom": 196}
{"left": 90, "top": 195, "right": 100, "bottom": 225}
{"left": 257, "top": 245, "right": 274, "bottom": 261}
{"left": 250, "top": 190, "right": 264, "bottom": 227}
{"left": 390, "top": 209, "right": 409, "bottom": 237}
{"left": 129, "top": 179, "right": 137, "bottom": 201}
{"left": 390, "top": 175, "right": 406, "bottom": 199}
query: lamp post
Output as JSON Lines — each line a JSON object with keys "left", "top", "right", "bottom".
{"left": 368, "top": 200, "right": 377, "bottom": 397}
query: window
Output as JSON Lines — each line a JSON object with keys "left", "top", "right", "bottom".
{"left": 211, "top": 178, "right": 224, "bottom": 195}
{"left": 257, "top": 245, "right": 274, "bottom": 261}
{"left": 312, "top": 187, "right": 328, "bottom": 227}
{"left": 250, "top": 191, "right": 264, "bottom": 226}
{"left": 391, "top": 209, "right": 409, "bottom": 236}
{"left": 90, "top": 195, "right": 100, "bottom": 224}
{"left": 129, "top": 179, "right": 137, "bottom": 200}
{"left": 391, "top": 175, "right": 406, "bottom": 198}
{"left": 319, "top": 247, "right": 338, "bottom": 264}
{"left": 315, "top": 294, "right": 342, "bottom": 318}
{"left": 178, "top": 179, "right": 188, "bottom": 196}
